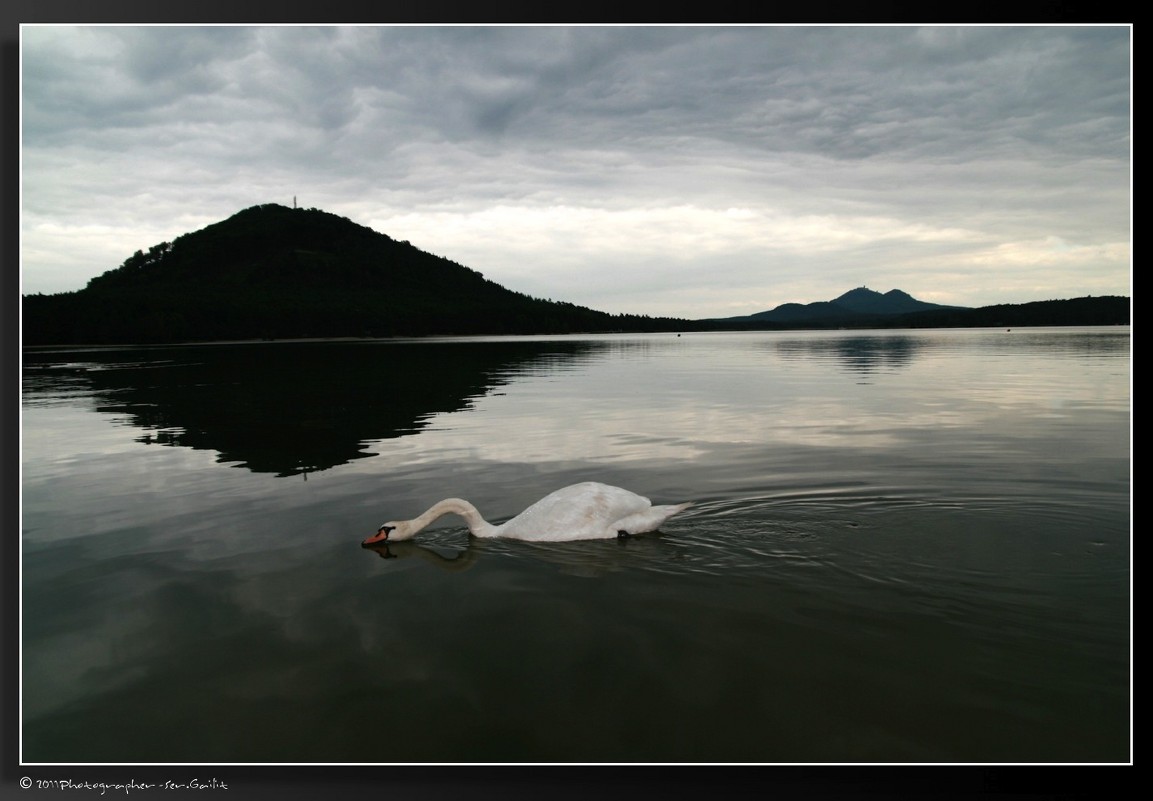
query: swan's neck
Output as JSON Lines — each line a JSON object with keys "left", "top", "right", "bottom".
{"left": 414, "top": 498, "right": 501, "bottom": 538}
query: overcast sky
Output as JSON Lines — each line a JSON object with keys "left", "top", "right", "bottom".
{"left": 20, "top": 25, "right": 1131, "bottom": 318}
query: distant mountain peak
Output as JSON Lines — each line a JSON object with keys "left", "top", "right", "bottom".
{"left": 728, "top": 286, "right": 966, "bottom": 324}
{"left": 835, "top": 285, "right": 879, "bottom": 297}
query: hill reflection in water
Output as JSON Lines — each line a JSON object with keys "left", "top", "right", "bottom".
{"left": 771, "top": 334, "right": 923, "bottom": 373}
{"left": 22, "top": 339, "right": 607, "bottom": 477}
{"left": 22, "top": 329, "right": 1130, "bottom": 479}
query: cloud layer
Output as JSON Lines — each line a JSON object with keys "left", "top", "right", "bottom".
{"left": 21, "top": 25, "right": 1131, "bottom": 317}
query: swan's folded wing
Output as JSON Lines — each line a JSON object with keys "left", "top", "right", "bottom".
{"left": 503, "top": 482, "right": 652, "bottom": 540}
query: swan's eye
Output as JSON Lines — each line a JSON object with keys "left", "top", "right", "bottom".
{"left": 379, "top": 525, "right": 395, "bottom": 535}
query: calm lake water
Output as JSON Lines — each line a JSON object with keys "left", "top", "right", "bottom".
{"left": 21, "top": 328, "right": 1130, "bottom": 764}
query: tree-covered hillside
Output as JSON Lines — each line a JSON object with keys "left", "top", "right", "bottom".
{"left": 898, "top": 296, "right": 1130, "bottom": 329}
{"left": 22, "top": 204, "right": 694, "bottom": 345}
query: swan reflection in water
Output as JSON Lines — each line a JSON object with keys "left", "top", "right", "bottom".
{"left": 362, "top": 531, "right": 689, "bottom": 578}
{"left": 363, "top": 540, "right": 480, "bottom": 570}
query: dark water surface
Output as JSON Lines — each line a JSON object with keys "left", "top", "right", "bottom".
{"left": 21, "top": 329, "right": 1130, "bottom": 763}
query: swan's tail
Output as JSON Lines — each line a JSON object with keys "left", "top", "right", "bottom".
{"left": 650, "top": 501, "right": 693, "bottom": 526}
{"left": 615, "top": 501, "right": 692, "bottom": 536}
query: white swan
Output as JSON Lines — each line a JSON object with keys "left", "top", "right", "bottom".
{"left": 362, "top": 481, "right": 691, "bottom": 545}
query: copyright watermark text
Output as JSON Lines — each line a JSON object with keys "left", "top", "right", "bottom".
{"left": 19, "top": 777, "right": 228, "bottom": 794}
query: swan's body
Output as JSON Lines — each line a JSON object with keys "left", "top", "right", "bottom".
{"left": 362, "top": 482, "right": 691, "bottom": 545}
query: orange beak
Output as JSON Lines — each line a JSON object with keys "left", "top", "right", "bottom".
{"left": 362, "top": 527, "right": 389, "bottom": 546}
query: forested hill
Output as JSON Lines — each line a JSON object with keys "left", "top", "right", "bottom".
{"left": 22, "top": 204, "right": 694, "bottom": 345}
{"left": 896, "top": 295, "right": 1130, "bottom": 329}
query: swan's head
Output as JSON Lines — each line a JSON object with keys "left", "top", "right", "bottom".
{"left": 362, "top": 520, "right": 417, "bottom": 546}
